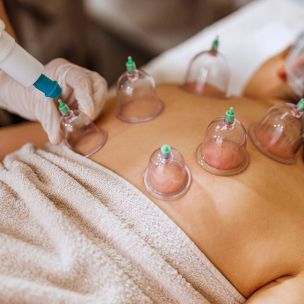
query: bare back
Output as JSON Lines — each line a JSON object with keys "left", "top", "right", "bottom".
{"left": 1, "top": 84, "right": 304, "bottom": 301}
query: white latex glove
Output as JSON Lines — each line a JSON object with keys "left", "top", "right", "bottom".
{"left": 0, "top": 58, "right": 107, "bottom": 144}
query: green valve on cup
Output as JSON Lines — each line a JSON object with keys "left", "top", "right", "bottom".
{"left": 225, "top": 106, "right": 235, "bottom": 124}
{"left": 58, "top": 99, "right": 70, "bottom": 116}
{"left": 126, "top": 56, "right": 136, "bottom": 73}
{"left": 161, "top": 144, "right": 172, "bottom": 159}
{"left": 211, "top": 35, "right": 219, "bottom": 51}
{"left": 296, "top": 98, "right": 304, "bottom": 112}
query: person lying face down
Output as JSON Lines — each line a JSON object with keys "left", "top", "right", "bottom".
{"left": 1, "top": 80, "right": 304, "bottom": 303}
{"left": 0, "top": 23, "right": 304, "bottom": 304}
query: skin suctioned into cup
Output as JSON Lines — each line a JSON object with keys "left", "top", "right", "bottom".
{"left": 253, "top": 125, "right": 297, "bottom": 160}
{"left": 250, "top": 101, "right": 304, "bottom": 163}
{"left": 182, "top": 82, "right": 226, "bottom": 98}
{"left": 148, "top": 162, "right": 188, "bottom": 195}
{"left": 201, "top": 139, "right": 245, "bottom": 170}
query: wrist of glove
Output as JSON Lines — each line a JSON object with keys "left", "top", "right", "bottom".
{"left": 0, "top": 58, "right": 107, "bottom": 144}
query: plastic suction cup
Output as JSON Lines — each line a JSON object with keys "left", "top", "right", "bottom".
{"left": 144, "top": 144, "right": 191, "bottom": 200}
{"left": 249, "top": 98, "right": 304, "bottom": 164}
{"left": 58, "top": 99, "right": 107, "bottom": 157}
{"left": 116, "top": 56, "right": 164, "bottom": 123}
{"left": 197, "top": 107, "right": 249, "bottom": 176}
{"left": 183, "top": 36, "right": 230, "bottom": 98}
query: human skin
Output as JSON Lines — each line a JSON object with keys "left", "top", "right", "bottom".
{"left": 148, "top": 161, "right": 188, "bottom": 194}
{"left": 1, "top": 84, "right": 304, "bottom": 303}
{"left": 182, "top": 82, "right": 226, "bottom": 98}
{"left": 201, "top": 139, "right": 245, "bottom": 170}
{"left": 253, "top": 124, "right": 300, "bottom": 160}
{"left": 243, "top": 47, "right": 298, "bottom": 103}
{"left": 244, "top": 49, "right": 304, "bottom": 165}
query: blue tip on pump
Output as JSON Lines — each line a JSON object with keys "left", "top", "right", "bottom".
{"left": 33, "top": 74, "right": 62, "bottom": 99}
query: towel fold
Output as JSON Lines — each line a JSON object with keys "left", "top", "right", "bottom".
{"left": 0, "top": 144, "right": 245, "bottom": 304}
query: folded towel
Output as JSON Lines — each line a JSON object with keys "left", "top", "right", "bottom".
{"left": 0, "top": 144, "right": 245, "bottom": 304}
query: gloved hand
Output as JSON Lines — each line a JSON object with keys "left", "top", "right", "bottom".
{"left": 0, "top": 58, "right": 107, "bottom": 144}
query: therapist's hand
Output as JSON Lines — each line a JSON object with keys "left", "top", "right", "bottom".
{"left": 0, "top": 58, "right": 107, "bottom": 144}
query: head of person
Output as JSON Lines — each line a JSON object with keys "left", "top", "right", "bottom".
{"left": 244, "top": 33, "right": 304, "bottom": 103}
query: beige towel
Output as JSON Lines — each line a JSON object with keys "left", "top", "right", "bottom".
{"left": 0, "top": 144, "right": 245, "bottom": 304}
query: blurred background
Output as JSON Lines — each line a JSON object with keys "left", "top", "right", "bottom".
{"left": 1, "top": 0, "right": 252, "bottom": 125}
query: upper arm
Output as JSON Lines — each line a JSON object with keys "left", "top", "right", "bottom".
{"left": 246, "top": 274, "right": 304, "bottom": 304}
